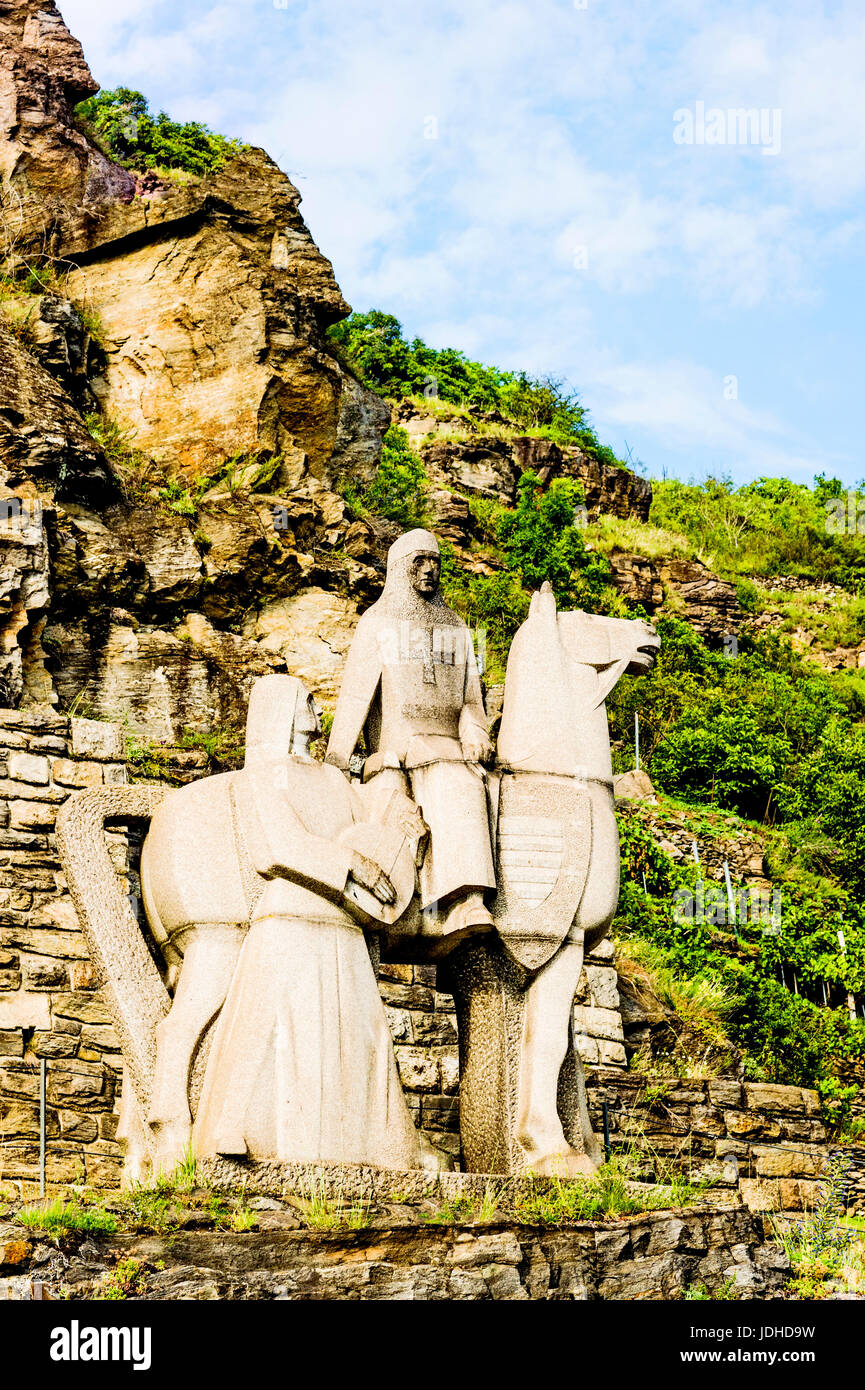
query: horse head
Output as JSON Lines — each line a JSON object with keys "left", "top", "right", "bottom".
{"left": 496, "top": 584, "right": 660, "bottom": 776}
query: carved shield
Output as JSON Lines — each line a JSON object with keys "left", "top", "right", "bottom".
{"left": 492, "top": 772, "right": 592, "bottom": 972}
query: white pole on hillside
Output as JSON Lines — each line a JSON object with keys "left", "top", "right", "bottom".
{"left": 723, "top": 861, "right": 737, "bottom": 935}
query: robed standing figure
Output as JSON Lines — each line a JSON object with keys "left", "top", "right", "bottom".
{"left": 326, "top": 530, "right": 497, "bottom": 945}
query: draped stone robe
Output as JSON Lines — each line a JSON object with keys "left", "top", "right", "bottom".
{"left": 193, "top": 680, "right": 420, "bottom": 1170}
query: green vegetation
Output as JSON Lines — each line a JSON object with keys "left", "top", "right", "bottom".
{"left": 17, "top": 1198, "right": 118, "bottom": 1237}
{"left": 125, "top": 727, "right": 245, "bottom": 783}
{"left": 95, "top": 1258, "right": 150, "bottom": 1301}
{"left": 650, "top": 474, "right": 865, "bottom": 590}
{"left": 774, "top": 1154, "right": 863, "bottom": 1299}
{"left": 74, "top": 88, "right": 243, "bottom": 178}
{"left": 341, "top": 425, "right": 429, "bottom": 528}
{"left": 612, "top": 804, "right": 865, "bottom": 1104}
{"left": 83, "top": 411, "right": 157, "bottom": 504}
{"left": 328, "top": 310, "right": 627, "bottom": 463}
{"left": 440, "top": 472, "right": 627, "bottom": 681}
{"left": 286, "top": 1178, "right": 371, "bottom": 1230}
{"left": 512, "top": 1162, "right": 710, "bottom": 1225}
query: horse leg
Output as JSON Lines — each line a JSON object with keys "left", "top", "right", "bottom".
{"left": 515, "top": 932, "right": 598, "bottom": 1177}
{"left": 148, "top": 923, "right": 245, "bottom": 1171}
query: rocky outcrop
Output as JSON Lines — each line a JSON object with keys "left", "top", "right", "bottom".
{"left": 608, "top": 549, "right": 664, "bottom": 611}
{"left": 0, "top": 1203, "right": 790, "bottom": 1300}
{"left": 659, "top": 558, "right": 742, "bottom": 645}
{"left": 394, "top": 401, "right": 652, "bottom": 519}
{"left": 0, "top": 2, "right": 397, "bottom": 724}
{"left": 0, "top": 323, "right": 114, "bottom": 506}
{"left": 63, "top": 145, "right": 390, "bottom": 480}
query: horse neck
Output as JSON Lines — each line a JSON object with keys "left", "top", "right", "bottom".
{"left": 498, "top": 648, "right": 613, "bottom": 781}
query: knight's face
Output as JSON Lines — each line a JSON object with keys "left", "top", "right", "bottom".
{"left": 410, "top": 553, "right": 440, "bottom": 597}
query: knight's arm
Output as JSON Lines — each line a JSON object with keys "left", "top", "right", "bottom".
{"left": 237, "top": 771, "right": 353, "bottom": 901}
{"left": 325, "top": 621, "right": 382, "bottom": 770}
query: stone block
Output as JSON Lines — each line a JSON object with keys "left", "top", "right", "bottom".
{"left": 586, "top": 965, "right": 620, "bottom": 1010}
{"left": 384, "top": 1006, "right": 412, "bottom": 1043}
{"left": 395, "top": 1047, "right": 440, "bottom": 1093}
{"left": 411, "top": 1012, "right": 458, "bottom": 1046}
{"left": 0, "top": 927, "right": 88, "bottom": 960}
{"left": 724, "top": 1110, "right": 767, "bottom": 1138}
{"left": 0, "top": 992, "right": 51, "bottom": 1030}
{"left": 6, "top": 752, "right": 49, "bottom": 785}
{"left": 744, "top": 1082, "right": 807, "bottom": 1115}
{"left": 572, "top": 1005, "right": 624, "bottom": 1042}
{"left": 0, "top": 970, "right": 21, "bottom": 990}
{"left": 379, "top": 980, "right": 434, "bottom": 1010}
{"left": 597, "top": 1040, "right": 627, "bottom": 1067}
{"left": 738, "top": 1178, "right": 780, "bottom": 1213}
{"left": 58, "top": 1110, "right": 98, "bottom": 1143}
{"left": 50, "top": 758, "right": 102, "bottom": 789}
{"left": 420, "top": 1096, "right": 460, "bottom": 1131}
{"left": 753, "top": 1146, "right": 824, "bottom": 1179}
{"left": 0, "top": 1031, "right": 22, "bottom": 1057}
{"left": 21, "top": 958, "right": 68, "bottom": 990}
{"left": 7, "top": 800, "right": 56, "bottom": 828}
{"left": 70, "top": 718, "right": 124, "bottom": 762}
{"left": 51, "top": 992, "right": 111, "bottom": 1025}
{"left": 438, "top": 1047, "right": 460, "bottom": 1094}
{"left": 708, "top": 1080, "right": 743, "bottom": 1108}
{"left": 102, "top": 764, "right": 128, "bottom": 786}
{"left": 69, "top": 961, "right": 98, "bottom": 991}
{"left": 574, "top": 1033, "right": 599, "bottom": 1064}
{"left": 80, "top": 1024, "right": 119, "bottom": 1053}
{"left": 32, "top": 1031, "right": 78, "bottom": 1059}
{"left": 0, "top": 779, "right": 64, "bottom": 804}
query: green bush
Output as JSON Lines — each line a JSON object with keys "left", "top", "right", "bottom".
{"left": 75, "top": 88, "right": 242, "bottom": 177}
{"left": 328, "top": 310, "right": 622, "bottom": 460}
{"left": 342, "top": 425, "right": 428, "bottom": 528}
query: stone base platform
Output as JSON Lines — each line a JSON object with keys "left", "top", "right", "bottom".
{"left": 196, "top": 1156, "right": 739, "bottom": 1208}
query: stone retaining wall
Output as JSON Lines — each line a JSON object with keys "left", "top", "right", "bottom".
{"left": 0, "top": 709, "right": 130, "bottom": 1189}
{"left": 587, "top": 1069, "right": 829, "bottom": 1212}
{"left": 0, "top": 1204, "right": 790, "bottom": 1300}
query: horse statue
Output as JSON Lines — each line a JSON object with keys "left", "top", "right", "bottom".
{"left": 56, "top": 577, "right": 658, "bottom": 1182}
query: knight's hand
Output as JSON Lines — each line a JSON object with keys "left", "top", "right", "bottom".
{"left": 348, "top": 851, "right": 397, "bottom": 906}
{"left": 462, "top": 735, "right": 495, "bottom": 767}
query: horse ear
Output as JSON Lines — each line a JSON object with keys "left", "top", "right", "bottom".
{"left": 529, "top": 583, "right": 558, "bottom": 623}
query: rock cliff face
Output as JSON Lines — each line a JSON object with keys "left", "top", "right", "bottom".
{"left": 0, "top": 0, "right": 655, "bottom": 742}
{"left": 396, "top": 400, "right": 653, "bottom": 520}
{"left": 0, "top": 0, "right": 393, "bottom": 733}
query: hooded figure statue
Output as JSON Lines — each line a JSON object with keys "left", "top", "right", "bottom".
{"left": 192, "top": 674, "right": 423, "bottom": 1171}
{"left": 326, "top": 530, "right": 497, "bottom": 944}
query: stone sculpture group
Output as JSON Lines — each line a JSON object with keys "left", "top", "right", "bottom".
{"left": 57, "top": 529, "right": 659, "bottom": 1183}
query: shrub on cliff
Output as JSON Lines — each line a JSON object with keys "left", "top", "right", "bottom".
{"left": 75, "top": 88, "right": 242, "bottom": 177}
{"left": 341, "top": 425, "right": 429, "bottom": 528}
{"left": 328, "top": 310, "right": 623, "bottom": 463}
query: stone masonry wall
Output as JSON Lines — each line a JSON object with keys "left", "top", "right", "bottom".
{"left": 0, "top": 707, "right": 627, "bottom": 1187}
{"left": 0, "top": 708, "right": 128, "bottom": 1190}
{"left": 587, "top": 1069, "right": 830, "bottom": 1213}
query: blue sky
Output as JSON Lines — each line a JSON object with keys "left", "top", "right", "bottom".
{"left": 62, "top": 0, "right": 865, "bottom": 486}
